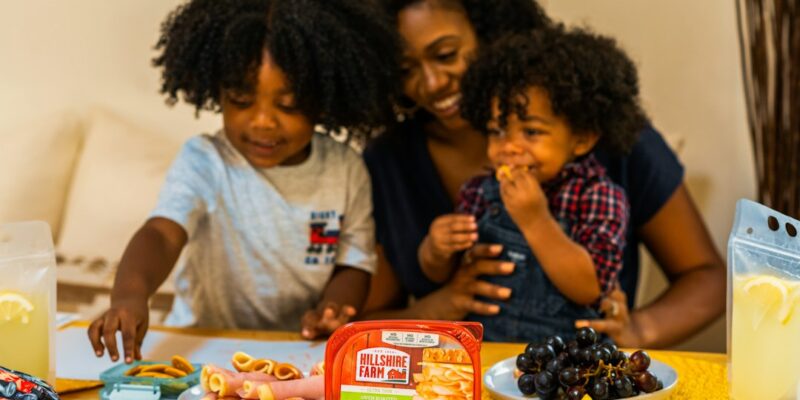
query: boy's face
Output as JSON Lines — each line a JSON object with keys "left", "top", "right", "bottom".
{"left": 487, "top": 87, "right": 599, "bottom": 183}
{"left": 221, "top": 51, "right": 314, "bottom": 169}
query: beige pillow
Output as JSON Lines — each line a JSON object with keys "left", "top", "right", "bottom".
{"left": 57, "top": 109, "right": 183, "bottom": 263}
{"left": 0, "top": 111, "right": 84, "bottom": 237}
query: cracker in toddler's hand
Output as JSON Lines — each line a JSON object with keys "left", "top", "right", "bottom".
{"left": 496, "top": 165, "right": 512, "bottom": 180}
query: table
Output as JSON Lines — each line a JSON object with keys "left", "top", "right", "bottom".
{"left": 57, "top": 324, "right": 729, "bottom": 399}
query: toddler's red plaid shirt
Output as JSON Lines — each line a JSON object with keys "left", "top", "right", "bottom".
{"left": 456, "top": 154, "right": 628, "bottom": 294}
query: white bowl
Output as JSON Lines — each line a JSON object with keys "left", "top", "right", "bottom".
{"left": 484, "top": 355, "right": 678, "bottom": 399}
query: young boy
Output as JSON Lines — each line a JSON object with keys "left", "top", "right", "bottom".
{"left": 417, "top": 25, "right": 648, "bottom": 342}
{"left": 88, "top": 0, "right": 400, "bottom": 363}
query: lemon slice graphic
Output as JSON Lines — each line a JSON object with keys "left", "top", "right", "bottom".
{"left": 0, "top": 291, "right": 34, "bottom": 324}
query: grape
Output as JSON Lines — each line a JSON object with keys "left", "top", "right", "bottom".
{"left": 613, "top": 376, "right": 635, "bottom": 398}
{"left": 610, "top": 350, "right": 628, "bottom": 366}
{"left": 566, "top": 340, "right": 580, "bottom": 362}
{"left": 578, "top": 348, "right": 594, "bottom": 366}
{"left": 629, "top": 350, "right": 651, "bottom": 372}
{"left": 588, "top": 377, "right": 610, "bottom": 400}
{"left": 545, "top": 358, "right": 563, "bottom": 375}
{"left": 545, "top": 335, "right": 566, "bottom": 354}
{"left": 593, "top": 347, "right": 612, "bottom": 364}
{"left": 534, "top": 371, "right": 556, "bottom": 395}
{"left": 566, "top": 386, "right": 585, "bottom": 400}
{"left": 633, "top": 371, "right": 659, "bottom": 393}
{"left": 556, "top": 351, "right": 571, "bottom": 365}
{"left": 602, "top": 342, "right": 618, "bottom": 354}
{"left": 525, "top": 342, "right": 538, "bottom": 358}
{"left": 558, "top": 367, "right": 581, "bottom": 387}
{"left": 575, "top": 327, "right": 597, "bottom": 347}
{"left": 516, "top": 353, "right": 536, "bottom": 373}
{"left": 518, "top": 373, "right": 536, "bottom": 395}
{"left": 533, "top": 344, "right": 556, "bottom": 364}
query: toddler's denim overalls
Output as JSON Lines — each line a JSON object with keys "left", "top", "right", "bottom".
{"left": 465, "top": 178, "right": 600, "bottom": 343}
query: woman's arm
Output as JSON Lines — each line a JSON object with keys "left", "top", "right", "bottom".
{"left": 632, "top": 184, "right": 726, "bottom": 347}
{"left": 577, "top": 184, "right": 726, "bottom": 348}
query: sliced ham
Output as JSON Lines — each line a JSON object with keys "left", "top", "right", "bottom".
{"left": 256, "top": 375, "right": 324, "bottom": 400}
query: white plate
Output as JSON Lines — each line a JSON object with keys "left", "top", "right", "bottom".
{"left": 177, "top": 384, "right": 204, "bottom": 400}
{"left": 484, "top": 355, "right": 677, "bottom": 399}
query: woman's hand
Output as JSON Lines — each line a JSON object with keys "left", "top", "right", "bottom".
{"left": 409, "top": 244, "right": 514, "bottom": 321}
{"left": 574, "top": 285, "right": 646, "bottom": 348}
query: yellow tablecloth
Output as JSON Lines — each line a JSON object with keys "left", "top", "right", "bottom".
{"left": 57, "top": 324, "right": 728, "bottom": 399}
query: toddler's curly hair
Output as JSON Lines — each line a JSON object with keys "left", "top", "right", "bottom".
{"left": 461, "top": 25, "right": 648, "bottom": 154}
{"left": 153, "top": 0, "right": 400, "bottom": 133}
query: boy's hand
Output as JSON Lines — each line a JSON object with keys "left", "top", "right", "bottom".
{"left": 427, "top": 214, "right": 478, "bottom": 259}
{"left": 88, "top": 298, "right": 149, "bottom": 363}
{"left": 300, "top": 302, "right": 356, "bottom": 340}
{"left": 499, "top": 167, "right": 550, "bottom": 226}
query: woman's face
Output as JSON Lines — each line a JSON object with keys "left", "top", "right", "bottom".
{"left": 397, "top": 1, "right": 478, "bottom": 132}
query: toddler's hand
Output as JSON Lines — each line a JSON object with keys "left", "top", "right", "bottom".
{"left": 498, "top": 167, "right": 549, "bottom": 226}
{"left": 427, "top": 214, "right": 478, "bottom": 259}
{"left": 300, "top": 302, "right": 356, "bottom": 340}
{"left": 87, "top": 298, "right": 149, "bottom": 363}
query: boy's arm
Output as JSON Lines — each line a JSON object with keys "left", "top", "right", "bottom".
{"left": 89, "top": 217, "right": 187, "bottom": 362}
{"left": 301, "top": 265, "right": 370, "bottom": 339}
{"left": 523, "top": 178, "right": 627, "bottom": 305}
{"left": 111, "top": 217, "right": 188, "bottom": 302}
{"left": 520, "top": 217, "right": 601, "bottom": 304}
{"left": 317, "top": 265, "right": 371, "bottom": 312}
{"left": 503, "top": 170, "right": 626, "bottom": 305}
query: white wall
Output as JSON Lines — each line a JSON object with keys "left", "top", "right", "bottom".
{"left": 545, "top": 1, "right": 756, "bottom": 352}
{"left": 0, "top": 0, "right": 218, "bottom": 136}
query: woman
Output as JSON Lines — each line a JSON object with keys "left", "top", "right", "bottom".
{"left": 362, "top": 0, "right": 725, "bottom": 348}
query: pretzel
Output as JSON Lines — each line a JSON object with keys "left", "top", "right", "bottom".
{"left": 232, "top": 351, "right": 257, "bottom": 372}
{"left": 172, "top": 355, "right": 195, "bottom": 373}
{"left": 273, "top": 363, "right": 303, "bottom": 381}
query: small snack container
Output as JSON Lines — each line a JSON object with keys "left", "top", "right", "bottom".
{"left": 99, "top": 360, "right": 203, "bottom": 400}
{"left": 326, "top": 320, "right": 483, "bottom": 399}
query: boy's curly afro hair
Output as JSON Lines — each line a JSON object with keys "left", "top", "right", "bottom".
{"left": 460, "top": 25, "right": 648, "bottom": 155}
{"left": 153, "top": 0, "right": 401, "bottom": 132}
{"left": 380, "top": 0, "right": 551, "bottom": 44}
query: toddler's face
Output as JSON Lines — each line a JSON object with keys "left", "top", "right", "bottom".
{"left": 486, "top": 87, "right": 598, "bottom": 183}
{"left": 221, "top": 51, "right": 314, "bottom": 169}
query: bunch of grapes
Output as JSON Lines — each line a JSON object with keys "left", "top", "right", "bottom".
{"left": 515, "top": 327, "right": 662, "bottom": 399}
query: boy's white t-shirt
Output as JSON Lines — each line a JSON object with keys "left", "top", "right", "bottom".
{"left": 151, "top": 131, "right": 375, "bottom": 330}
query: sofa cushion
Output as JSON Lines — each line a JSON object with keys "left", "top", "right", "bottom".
{"left": 57, "top": 108, "right": 183, "bottom": 264}
{"left": 0, "top": 111, "right": 84, "bottom": 237}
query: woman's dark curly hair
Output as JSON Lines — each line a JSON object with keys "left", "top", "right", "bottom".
{"left": 460, "top": 25, "right": 648, "bottom": 154}
{"left": 153, "top": 0, "right": 401, "bottom": 133}
{"left": 380, "top": 0, "right": 550, "bottom": 45}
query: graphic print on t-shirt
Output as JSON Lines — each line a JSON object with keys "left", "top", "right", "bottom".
{"left": 305, "top": 210, "right": 343, "bottom": 265}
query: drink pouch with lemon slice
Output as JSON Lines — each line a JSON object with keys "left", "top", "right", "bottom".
{"left": 0, "top": 221, "right": 57, "bottom": 384}
{"left": 728, "top": 199, "right": 800, "bottom": 399}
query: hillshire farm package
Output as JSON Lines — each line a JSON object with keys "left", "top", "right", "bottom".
{"left": 325, "top": 320, "right": 483, "bottom": 399}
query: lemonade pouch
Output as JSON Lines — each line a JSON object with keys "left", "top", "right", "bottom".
{"left": 0, "top": 221, "right": 57, "bottom": 384}
{"left": 728, "top": 199, "right": 800, "bottom": 399}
